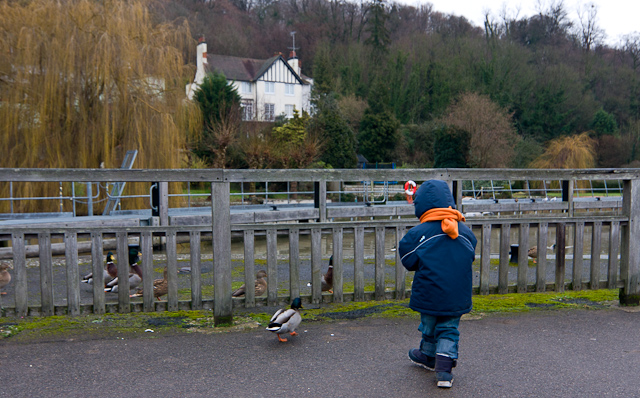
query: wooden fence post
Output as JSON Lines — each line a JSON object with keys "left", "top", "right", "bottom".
{"left": 212, "top": 181, "right": 232, "bottom": 325}
{"left": 517, "top": 223, "right": 530, "bottom": 293}
{"left": 266, "top": 229, "right": 278, "bottom": 306}
{"left": 65, "top": 232, "right": 80, "bottom": 316}
{"left": 375, "top": 226, "right": 385, "bottom": 300}
{"left": 332, "top": 227, "right": 344, "bottom": 303}
{"left": 288, "top": 229, "right": 300, "bottom": 301}
{"left": 620, "top": 179, "right": 640, "bottom": 305}
{"left": 190, "top": 231, "right": 203, "bottom": 310}
{"left": 480, "top": 224, "right": 491, "bottom": 295}
{"left": 536, "top": 222, "right": 549, "bottom": 292}
{"left": 90, "top": 232, "right": 105, "bottom": 314}
{"left": 12, "top": 233, "right": 27, "bottom": 317}
{"left": 116, "top": 232, "right": 130, "bottom": 313}
{"left": 354, "top": 226, "right": 365, "bottom": 301}
{"left": 243, "top": 230, "right": 256, "bottom": 307}
{"left": 166, "top": 230, "right": 178, "bottom": 311}
{"left": 498, "top": 223, "right": 510, "bottom": 294}
{"left": 311, "top": 228, "right": 322, "bottom": 304}
{"left": 38, "top": 233, "right": 54, "bottom": 316}
{"left": 395, "top": 226, "right": 407, "bottom": 299}
{"left": 140, "top": 231, "right": 154, "bottom": 312}
{"left": 555, "top": 223, "right": 566, "bottom": 292}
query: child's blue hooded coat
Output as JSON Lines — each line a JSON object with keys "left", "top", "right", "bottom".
{"left": 398, "top": 180, "right": 477, "bottom": 316}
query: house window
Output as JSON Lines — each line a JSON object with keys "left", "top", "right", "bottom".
{"left": 264, "top": 103, "right": 275, "bottom": 121}
{"left": 285, "top": 83, "right": 295, "bottom": 96}
{"left": 241, "top": 100, "right": 254, "bottom": 121}
{"left": 241, "top": 82, "right": 252, "bottom": 94}
{"left": 264, "top": 81, "right": 275, "bottom": 95}
{"left": 285, "top": 104, "right": 294, "bottom": 118}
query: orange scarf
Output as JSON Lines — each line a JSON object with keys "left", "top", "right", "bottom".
{"left": 419, "top": 207, "right": 465, "bottom": 239}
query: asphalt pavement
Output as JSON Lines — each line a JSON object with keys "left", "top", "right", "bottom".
{"left": 2, "top": 307, "right": 640, "bottom": 397}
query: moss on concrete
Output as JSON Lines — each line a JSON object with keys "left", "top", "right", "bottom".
{"left": 0, "top": 289, "right": 621, "bottom": 342}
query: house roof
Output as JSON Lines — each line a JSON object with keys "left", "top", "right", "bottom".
{"left": 205, "top": 54, "right": 308, "bottom": 84}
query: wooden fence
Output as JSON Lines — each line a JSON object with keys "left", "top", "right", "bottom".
{"left": 0, "top": 168, "right": 639, "bottom": 322}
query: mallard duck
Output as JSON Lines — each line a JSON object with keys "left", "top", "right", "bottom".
{"left": 128, "top": 247, "right": 141, "bottom": 266}
{"left": 232, "top": 270, "right": 268, "bottom": 297}
{"left": 266, "top": 297, "right": 303, "bottom": 342}
{"left": 306, "top": 256, "right": 333, "bottom": 293}
{"left": 0, "top": 263, "right": 11, "bottom": 295}
{"left": 82, "top": 252, "right": 117, "bottom": 286}
{"left": 104, "top": 251, "right": 143, "bottom": 293}
{"left": 130, "top": 267, "right": 168, "bottom": 301}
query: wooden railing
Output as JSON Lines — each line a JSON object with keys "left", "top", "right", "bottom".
{"left": 0, "top": 168, "right": 639, "bottom": 322}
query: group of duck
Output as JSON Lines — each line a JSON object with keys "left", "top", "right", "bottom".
{"left": 81, "top": 248, "right": 168, "bottom": 301}
{"left": 0, "top": 250, "right": 330, "bottom": 343}
{"left": 232, "top": 257, "right": 334, "bottom": 343}
{"left": 232, "top": 256, "right": 334, "bottom": 299}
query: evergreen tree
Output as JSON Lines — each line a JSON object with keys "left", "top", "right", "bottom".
{"left": 590, "top": 109, "right": 618, "bottom": 136}
{"left": 358, "top": 76, "right": 398, "bottom": 163}
{"left": 193, "top": 72, "right": 241, "bottom": 131}
{"left": 310, "top": 96, "right": 357, "bottom": 168}
{"left": 358, "top": 111, "right": 399, "bottom": 163}
{"left": 312, "top": 44, "right": 335, "bottom": 96}
{"left": 192, "top": 72, "right": 242, "bottom": 166}
{"left": 365, "top": 0, "right": 390, "bottom": 58}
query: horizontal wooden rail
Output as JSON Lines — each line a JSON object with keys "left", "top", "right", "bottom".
{"left": 0, "top": 167, "right": 638, "bottom": 182}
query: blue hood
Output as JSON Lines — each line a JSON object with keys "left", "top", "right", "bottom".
{"left": 413, "top": 180, "right": 456, "bottom": 218}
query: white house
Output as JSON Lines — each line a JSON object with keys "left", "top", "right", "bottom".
{"left": 186, "top": 38, "right": 313, "bottom": 121}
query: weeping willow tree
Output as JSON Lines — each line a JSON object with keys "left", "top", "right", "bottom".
{"left": 0, "top": 0, "right": 200, "bottom": 212}
{"left": 530, "top": 132, "right": 597, "bottom": 189}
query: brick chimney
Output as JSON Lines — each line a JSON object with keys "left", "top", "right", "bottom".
{"left": 288, "top": 50, "right": 301, "bottom": 76}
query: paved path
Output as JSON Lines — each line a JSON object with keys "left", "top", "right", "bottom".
{"left": 2, "top": 308, "right": 640, "bottom": 397}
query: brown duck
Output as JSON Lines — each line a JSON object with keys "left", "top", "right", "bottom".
{"left": 232, "top": 270, "right": 268, "bottom": 297}
{"left": 307, "top": 256, "right": 334, "bottom": 293}
{"left": 528, "top": 244, "right": 556, "bottom": 263}
{"left": 0, "top": 263, "right": 12, "bottom": 295}
{"left": 131, "top": 267, "right": 168, "bottom": 301}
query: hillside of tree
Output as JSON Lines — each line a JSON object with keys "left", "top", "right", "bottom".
{"left": 2, "top": 0, "right": 640, "bottom": 181}
{"left": 152, "top": 0, "right": 640, "bottom": 169}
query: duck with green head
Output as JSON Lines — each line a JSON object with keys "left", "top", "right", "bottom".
{"left": 81, "top": 252, "right": 117, "bottom": 286}
{"left": 104, "top": 248, "right": 143, "bottom": 293}
{"left": 266, "top": 297, "right": 303, "bottom": 342}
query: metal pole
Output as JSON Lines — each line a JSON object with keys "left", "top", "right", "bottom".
{"left": 9, "top": 181, "right": 13, "bottom": 214}
{"left": 59, "top": 183, "right": 63, "bottom": 212}
{"left": 72, "top": 182, "right": 76, "bottom": 216}
{"left": 87, "top": 182, "right": 93, "bottom": 216}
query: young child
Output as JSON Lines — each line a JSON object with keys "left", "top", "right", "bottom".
{"left": 398, "top": 180, "right": 477, "bottom": 388}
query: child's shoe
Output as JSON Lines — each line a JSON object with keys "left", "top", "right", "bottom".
{"left": 435, "top": 354, "right": 455, "bottom": 388}
{"left": 408, "top": 348, "right": 435, "bottom": 371}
